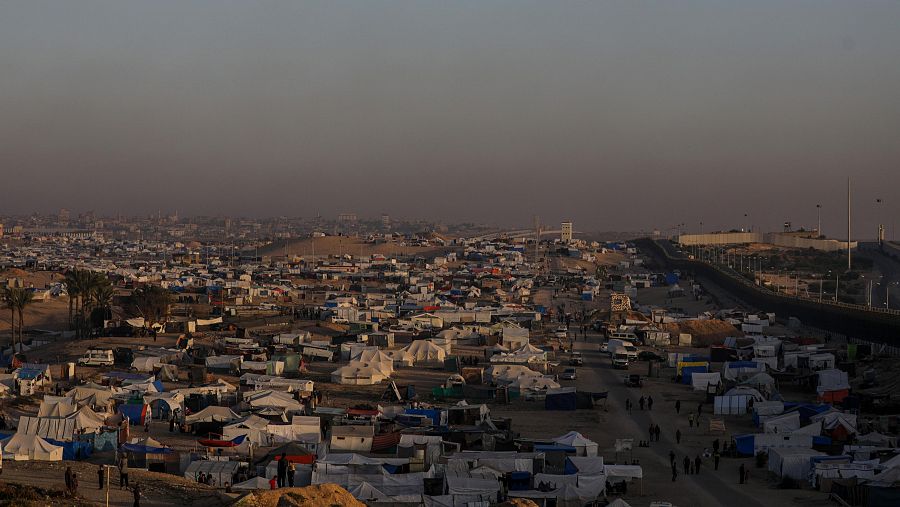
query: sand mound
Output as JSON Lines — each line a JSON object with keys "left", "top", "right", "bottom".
{"left": 0, "top": 268, "right": 30, "bottom": 278}
{"left": 500, "top": 500, "right": 540, "bottom": 507}
{"left": 235, "top": 484, "right": 364, "bottom": 507}
{"left": 663, "top": 319, "right": 742, "bottom": 346}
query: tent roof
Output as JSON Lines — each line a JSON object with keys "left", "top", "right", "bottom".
{"left": 185, "top": 406, "right": 239, "bottom": 424}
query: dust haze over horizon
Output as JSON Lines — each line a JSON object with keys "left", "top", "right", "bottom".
{"left": 1, "top": 1, "right": 899, "bottom": 238}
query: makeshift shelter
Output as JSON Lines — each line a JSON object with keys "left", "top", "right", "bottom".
{"left": 545, "top": 387, "right": 577, "bottom": 411}
{"left": 331, "top": 362, "right": 388, "bottom": 385}
{"left": 768, "top": 447, "right": 824, "bottom": 482}
{"left": 184, "top": 459, "right": 241, "bottom": 487}
{"left": 231, "top": 476, "right": 271, "bottom": 491}
{"left": 553, "top": 431, "right": 598, "bottom": 457}
{"left": 117, "top": 402, "right": 151, "bottom": 425}
{"left": 1, "top": 433, "right": 63, "bottom": 461}
{"left": 402, "top": 340, "right": 447, "bottom": 364}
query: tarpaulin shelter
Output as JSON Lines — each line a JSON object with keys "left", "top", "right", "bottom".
{"left": 231, "top": 476, "right": 271, "bottom": 491}
{"left": 117, "top": 403, "right": 150, "bottom": 425}
{"left": 553, "top": 431, "right": 598, "bottom": 457}
{"left": 545, "top": 388, "right": 577, "bottom": 411}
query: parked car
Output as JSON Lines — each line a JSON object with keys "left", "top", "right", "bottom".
{"left": 624, "top": 374, "right": 643, "bottom": 387}
{"left": 560, "top": 368, "right": 577, "bottom": 380}
{"left": 569, "top": 352, "right": 584, "bottom": 366}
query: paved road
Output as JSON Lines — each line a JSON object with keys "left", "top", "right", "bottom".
{"left": 576, "top": 338, "right": 766, "bottom": 507}
{"left": 856, "top": 242, "right": 900, "bottom": 309}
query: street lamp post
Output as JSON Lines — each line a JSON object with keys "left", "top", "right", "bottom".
{"left": 816, "top": 204, "right": 822, "bottom": 237}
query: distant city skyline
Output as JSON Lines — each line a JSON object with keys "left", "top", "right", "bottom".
{"left": 2, "top": 1, "right": 898, "bottom": 238}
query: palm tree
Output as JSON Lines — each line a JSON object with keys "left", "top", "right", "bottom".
{"left": 90, "top": 277, "right": 115, "bottom": 332}
{"left": 14, "top": 289, "right": 33, "bottom": 345}
{"left": 2, "top": 288, "right": 15, "bottom": 350}
{"left": 63, "top": 270, "right": 82, "bottom": 330}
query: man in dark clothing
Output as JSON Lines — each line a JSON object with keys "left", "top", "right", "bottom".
{"left": 638, "top": 396, "right": 645, "bottom": 410}
{"left": 714, "top": 452, "right": 721, "bottom": 470}
{"left": 683, "top": 456, "right": 690, "bottom": 475}
{"left": 71, "top": 473, "right": 78, "bottom": 496}
{"left": 669, "top": 450, "right": 676, "bottom": 466}
{"left": 671, "top": 463, "right": 678, "bottom": 482}
{"left": 118, "top": 455, "right": 129, "bottom": 489}
{"left": 695, "top": 455, "right": 702, "bottom": 475}
{"left": 133, "top": 483, "right": 142, "bottom": 507}
{"left": 98, "top": 465, "right": 105, "bottom": 490}
{"left": 675, "top": 400, "right": 681, "bottom": 414}
{"left": 713, "top": 438, "right": 720, "bottom": 453}
{"left": 648, "top": 423, "right": 654, "bottom": 440}
{"left": 676, "top": 429, "right": 682, "bottom": 444}
{"left": 277, "top": 453, "right": 288, "bottom": 488}
{"left": 697, "top": 402, "right": 703, "bottom": 416}
{"left": 739, "top": 463, "right": 745, "bottom": 484}
{"left": 647, "top": 396, "right": 654, "bottom": 411}
{"left": 65, "top": 467, "right": 73, "bottom": 495}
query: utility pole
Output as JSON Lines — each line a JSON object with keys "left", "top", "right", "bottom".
{"left": 816, "top": 204, "right": 822, "bottom": 237}
{"left": 847, "top": 177, "right": 852, "bottom": 271}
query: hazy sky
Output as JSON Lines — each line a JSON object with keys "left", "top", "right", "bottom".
{"left": 2, "top": 1, "right": 899, "bottom": 237}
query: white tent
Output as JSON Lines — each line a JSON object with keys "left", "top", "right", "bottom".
{"left": 510, "top": 375, "right": 560, "bottom": 393}
{"left": 486, "top": 364, "right": 541, "bottom": 384}
{"left": 553, "top": 431, "right": 599, "bottom": 457}
{"left": 331, "top": 362, "right": 388, "bottom": 385}
{"left": 231, "top": 476, "right": 271, "bottom": 491}
{"left": 402, "top": 340, "right": 447, "bottom": 364}
{"left": 691, "top": 372, "right": 722, "bottom": 391}
{"left": 742, "top": 372, "right": 775, "bottom": 387}
{"left": 768, "top": 447, "right": 824, "bottom": 481}
{"left": 1, "top": 433, "right": 63, "bottom": 461}
{"left": 763, "top": 411, "right": 801, "bottom": 434}
{"left": 244, "top": 390, "right": 304, "bottom": 412}
{"left": 350, "top": 481, "right": 389, "bottom": 501}
{"left": 185, "top": 406, "right": 239, "bottom": 425}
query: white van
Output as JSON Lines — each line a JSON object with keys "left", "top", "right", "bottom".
{"left": 77, "top": 348, "right": 114, "bottom": 367}
{"left": 607, "top": 339, "right": 639, "bottom": 361}
{"left": 609, "top": 331, "right": 639, "bottom": 342}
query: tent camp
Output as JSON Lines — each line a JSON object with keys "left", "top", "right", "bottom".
{"left": 2, "top": 433, "right": 63, "bottom": 461}
{"left": 231, "top": 476, "right": 271, "bottom": 491}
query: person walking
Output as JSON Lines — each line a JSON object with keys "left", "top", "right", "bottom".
{"left": 639, "top": 396, "right": 645, "bottom": 411}
{"left": 713, "top": 438, "right": 720, "bottom": 454}
{"left": 697, "top": 402, "right": 703, "bottom": 416}
{"left": 118, "top": 454, "right": 129, "bottom": 489}
{"left": 71, "top": 473, "right": 79, "bottom": 497}
{"left": 714, "top": 451, "right": 721, "bottom": 471}
{"left": 65, "top": 467, "right": 73, "bottom": 495}
{"left": 695, "top": 455, "right": 702, "bottom": 475}
{"left": 669, "top": 450, "right": 676, "bottom": 466}
{"left": 739, "top": 463, "right": 745, "bottom": 484}
{"left": 648, "top": 422, "right": 655, "bottom": 441}
{"left": 277, "top": 453, "right": 288, "bottom": 488}
{"left": 675, "top": 400, "right": 681, "bottom": 414}
{"left": 133, "top": 483, "right": 142, "bottom": 507}
{"left": 683, "top": 456, "right": 690, "bottom": 475}
{"left": 288, "top": 461, "right": 296, "bottom": 488}
{"left": 625, "top": 399, "right": 631, "bottom": 413}
{"left": 676, "top": 429, "right": 682, "bottom": 444}
{"left": 647, "top": 396, "right": 654, "bottom": 411}
{"left": 688, "top": 413, "right": 694, "bottom": 428}
{"left": 656, "top": 425, "right": 662, "bottom": 442}
{"left": 98, "top": 465, "right": 105, "bottom": 490}
{"left": 671, "top": 463, "right": 678, "bottom": 482}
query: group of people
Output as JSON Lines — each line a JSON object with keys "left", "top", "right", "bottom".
{"left": 623, "top": 394, "right": 654, "bottom": 412}
{"left": 65, "top": 463, "right": 142, "bottom": 507}
{"left": 274, "top": 452, "right": 297, "bottom": 488}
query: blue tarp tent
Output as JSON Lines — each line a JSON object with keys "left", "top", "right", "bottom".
{"left": 118, "top": 403, "right": 149, "bottom": 425}
{"left": 545, "top": 388, "right": 577, "bottom": 411}
{"left": 734, "top": 434, "right": 755, "bottom": 456}
{"left": 404, "top": 408, "right": 441, "bottom": 426}
{"left": 46, "top": 438, "right": 93, "bottom": 460}
{"left": 120, "top": 442, "right": 173, "bottom": 454}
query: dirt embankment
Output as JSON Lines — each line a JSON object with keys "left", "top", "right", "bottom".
{"left": 663, "top": 319, "right": 742, "bottom": 346}
{"left": 235, "top": 484, "right": 364, "bottom": 507}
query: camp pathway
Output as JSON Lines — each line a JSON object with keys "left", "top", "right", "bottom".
{"left": 577, "top": 340, "right": 767, "bottom": 507}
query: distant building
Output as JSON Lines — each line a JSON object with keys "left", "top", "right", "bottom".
{"left": 58, "top": 208, "right": 70, "bottom": 225}
{"left": 561, "top": 221, "right": 573, "bottom": 242}
{"left": 381, "top": 214, "right": 391, "bottom": 228}
{"left": 0, "top": 223, "right": 4, "bottom": 238}
{"left": 338, "top": 213, "right": 358, "bottom": 223}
